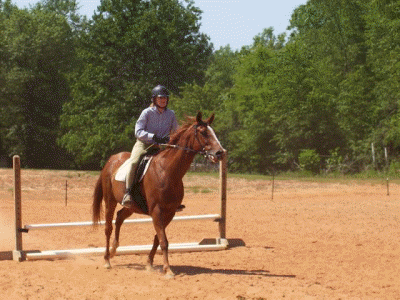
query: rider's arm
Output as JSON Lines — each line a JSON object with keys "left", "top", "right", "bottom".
{"left": 135, "top": 108, "right": 155, "bottom": 144}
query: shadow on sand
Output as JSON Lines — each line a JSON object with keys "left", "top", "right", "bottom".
{"left": 123, "top": 263, "right": 295, "bottom": 278}
{"left": 172, "top": 265, "right": 295, "bottom": 278}
{"left": 119, "top": 239, "right": 295, "bottom": 278}
{"left": 0, "top": 251, "right": 12, "bottom": 261}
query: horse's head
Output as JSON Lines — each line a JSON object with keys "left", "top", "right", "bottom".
{"left": 192, "top": 112, "right": 226, "bottom": 163}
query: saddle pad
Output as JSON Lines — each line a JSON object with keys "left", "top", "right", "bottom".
{"left": 115, "top": 156, "right": 153, "bottom": 183}
{"left": 115, "top": 157, "right": 132, "bottom": 182}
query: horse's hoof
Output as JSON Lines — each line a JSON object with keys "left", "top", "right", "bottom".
{"left": 164, "top": 270, "right": 175, "bottom": 279}
{"left": 146, "top": 264, "right": 156, "bottom": 273}
{"left": 104, "top": 261, "right": 112, "bottom": 269}
{"left": 110, "top": 241, "right": 119, "bottom": 258}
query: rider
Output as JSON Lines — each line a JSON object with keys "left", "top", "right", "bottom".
{"left": 121, "top": 85, "right": 178, "bottom": 208}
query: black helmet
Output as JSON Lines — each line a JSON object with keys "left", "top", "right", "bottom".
{"left": 151, "top": 85, "right": 169, "bottom": 99}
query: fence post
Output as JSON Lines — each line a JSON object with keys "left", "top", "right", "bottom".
{"left": 371, "top": 143, "right": 376, "bottom": 167}
{"left": 13, "top": 155, "right": 24, "bottom": 261}
{"left": 65, "top": 180, "right": 68, "bottom": 206}
{"left": 219, "top": 152, "right": 227, "bottom": 240}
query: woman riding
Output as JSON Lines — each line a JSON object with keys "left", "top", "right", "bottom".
{"left": 122, "top": 85, "right": 178, "bottom": 208}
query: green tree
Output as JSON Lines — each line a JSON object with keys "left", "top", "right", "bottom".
{"left": 289, "top": 0, "right": 368, "bottom": 76}
{"left": 226, "top": 29, "right": 283, "bottom": 173}
{"left": 172, "top": 45, "right": 237, "bottom": 131}
{"left": 286, "top": 0, "right": 374, "bottom": 171}
{"left": 367, "top": 0, "right": 400, "bottom": 161}
{"left": 59, "top": 0, "right": 212, "bottom": 168}
{"left": 268, "top": 39, "right": 343, "bottom": 170}
{"left": 0, "top": 3, "right": 75, "bottom": 168}
{"left": 35, "top": 0, "right": 86, "bottom": 31}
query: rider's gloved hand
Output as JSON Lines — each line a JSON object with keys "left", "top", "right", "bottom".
{"left": 153, "top": 135, "right": 170, "bottom": 144}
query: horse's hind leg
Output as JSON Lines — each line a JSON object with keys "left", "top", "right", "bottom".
{"left": 104, "top": 200, "right": 117, "bottom": 269}
{"left": 110, "top": 207, "right": 134, "bottom": 258}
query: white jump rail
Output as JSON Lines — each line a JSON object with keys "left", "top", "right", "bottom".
{"left": 26, "top": 240, "right": 229, "bottom": 261}
{"left": 24, "top": 214, "right": 221, "bottom": 231}
{"left": 12, "top": 154, "right": 228, "bottom": 262}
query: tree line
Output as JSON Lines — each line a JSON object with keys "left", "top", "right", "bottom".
{"left": 1, "top": 0, "right": 399, "bottom": 174}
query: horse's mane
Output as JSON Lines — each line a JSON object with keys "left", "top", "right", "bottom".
{"left": 169, "top": 116, "right": 196, "bottom": 145}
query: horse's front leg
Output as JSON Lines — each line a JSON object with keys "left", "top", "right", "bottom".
{"left": 151, "top": 210, "right": 175, "bottom": 278}
{"left": 158, "top": 228, "right": 173, "bottom": 278}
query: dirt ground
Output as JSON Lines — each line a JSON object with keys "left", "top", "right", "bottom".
{"left": 1, "top": 168, "right": 400, "bottom": 299}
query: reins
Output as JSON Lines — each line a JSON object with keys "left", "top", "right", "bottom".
{"left": 161, "top": 144, "right": 206, "bottom": 155}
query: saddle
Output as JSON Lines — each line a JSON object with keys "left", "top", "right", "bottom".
{"left": 135, "top": 155, "right": 153, "bottom": 183}
{"left": 128, "top": 154, "right": 154, "bottom": 215}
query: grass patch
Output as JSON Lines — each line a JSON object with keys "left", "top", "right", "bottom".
{"left": 210, "top": 170, "right": 400, "bottom": 185}
{"left": 23, "top": 169, "right": 100, "bottom": 178}
{"left": 63, "top": 170, "right": 100, "bottom": 178}
{"left": 185, "top": 186, "right": 214, "bottom": 193}
{"left": 186, "top": 170, "right": 219, "bottom": 178}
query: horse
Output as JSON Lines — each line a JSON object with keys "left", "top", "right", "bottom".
{"left": 92, "top": 112, "right": 225, "bottom": 277}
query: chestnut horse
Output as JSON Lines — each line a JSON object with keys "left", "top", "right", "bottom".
{"left": 92, "top": 112, "right": 225, "bottom": 277}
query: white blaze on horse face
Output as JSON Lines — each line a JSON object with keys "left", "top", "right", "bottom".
{"left": 207, "top": 126, "right": 225, "bottom": 153}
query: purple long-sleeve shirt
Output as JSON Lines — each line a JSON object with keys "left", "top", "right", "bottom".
{"left": 135, "top": 106, "right": 178, "bottom": 144}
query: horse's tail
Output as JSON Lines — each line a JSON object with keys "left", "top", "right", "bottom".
{"left": 92, "top": 174, "right": 103, "bottom": 226}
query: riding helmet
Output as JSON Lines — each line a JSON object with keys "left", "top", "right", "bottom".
{"left": 151, "top": 85, "right": 169, "bottom": 99}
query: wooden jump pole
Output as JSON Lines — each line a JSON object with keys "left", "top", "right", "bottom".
{"left": 219, "top": 151, "right": 227, "bottom": 242}
{"left": 65, "top": 180, "right": 68, "bottom": 206}
{"left": 13, "top": 155, "right": 24, "bottom": 262}
{"left": 271, "top": 171, "right": 275, "bottom": 200}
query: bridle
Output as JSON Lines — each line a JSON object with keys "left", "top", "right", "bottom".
{"left": 160, "top": 124, "right": 213, "bottom": 159}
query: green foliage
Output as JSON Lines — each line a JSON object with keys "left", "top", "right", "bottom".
{"left": 0, "top": 3, "right": 76, "bottom": 168}
{"left": 298, "top": 149, "right": 321, "bottom": 174}
{"left": 388, "top": 159, "right": 400, "bottom": 177}
{"left": 325, "top": 147, "right": 346, "bottom": 174}
{"left": 172, "top": 45, "right": 237, "bottom": 119}
{"left": 59, "top": 0, "right": 212, "bottom": 168}
{"left": 366, "top": 0, "right": 400, "bottom": 156}
{"left": 171, "top": 45, "right": 238, "bottom": 168}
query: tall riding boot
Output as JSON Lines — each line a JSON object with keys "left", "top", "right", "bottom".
{"left": 121, "top": 185, "right": 134, "bottom": 208}
{"left": 122, "top": 160, "right": 138, "bottom": 208}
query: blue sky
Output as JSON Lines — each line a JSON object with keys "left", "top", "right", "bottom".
{"left": 12, "top": 0, "right": 307, "bottom": 50}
